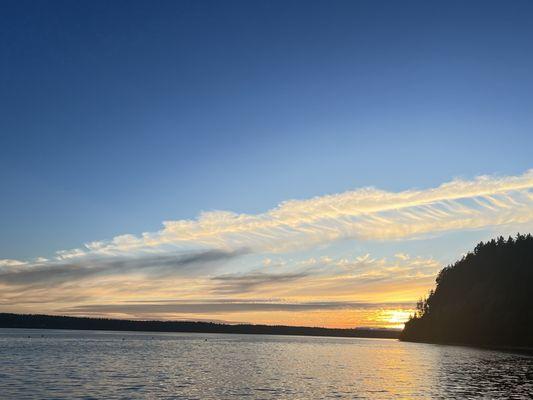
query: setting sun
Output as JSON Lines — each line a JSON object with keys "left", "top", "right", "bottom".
{"left": 376, "top": 310, "right": 413, "bottom": 329}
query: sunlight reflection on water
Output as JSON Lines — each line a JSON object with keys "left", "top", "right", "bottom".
{"left": 0, "top": 329, "right": 532, "bottom": 399}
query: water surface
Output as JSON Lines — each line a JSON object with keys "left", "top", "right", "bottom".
{"left": 1, "top": 329, "right": 532, "bottom": 399}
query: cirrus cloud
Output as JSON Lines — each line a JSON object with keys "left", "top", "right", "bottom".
{"left": 1, "top": 170, "right": 532, "bottom": 326}
{"left": 55, "top": 169, "right": 533, "bottom": 258}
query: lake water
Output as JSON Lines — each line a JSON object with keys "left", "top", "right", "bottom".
{"left": 0, "top": 329, "right": 532, "bottom": 399}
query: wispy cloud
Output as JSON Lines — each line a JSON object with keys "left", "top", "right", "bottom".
{"left": 1, "top": 171, "right": 532, "bottom": 326}
{"left": 62, "top": 300, "right": 414, "bottom": 315}
{"left": 0, "top": 249, "right": 244, "bottom": 286}
{"left": 1, "top": 171, "right": 531, "bottom": 289}
{"left": 0, "top": 250, "right": 440, "bottom": 327}
{"left": 16, "top": 170, "right": 531, "bottom": 261}
{"left": 0, "top": 251, "right": 439, "bottom": 308}
{"left": 131, "top": 169, "right": 533, "bottom": 250}
{"left": 211, "top": 271, "right": 310, "bottom": 294}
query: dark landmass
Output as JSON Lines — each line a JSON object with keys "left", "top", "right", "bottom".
{"left": 401, "top": 234, "right": 533, "bottom": 347}
{"left": 0, "top": 313, "right": 400, "bottom": 339}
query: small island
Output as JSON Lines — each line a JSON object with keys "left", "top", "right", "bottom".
{"left": 401, "top": 234, "right": 533, "bottom": 348}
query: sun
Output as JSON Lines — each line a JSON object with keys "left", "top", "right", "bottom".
{"left": 377, "top": 310, "right": 412, "bottom": 329}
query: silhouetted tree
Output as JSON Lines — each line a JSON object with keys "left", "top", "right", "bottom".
{"left": 401, "top": 233, "right": 533, "bottom": 347}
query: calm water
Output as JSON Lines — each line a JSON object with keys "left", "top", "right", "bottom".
{"left": 0, "top": 329, "right": 532, "bottom": 399}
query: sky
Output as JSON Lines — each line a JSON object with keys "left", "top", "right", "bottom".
{"left": 1, "top": 1, "right": 533, "bottom": 328}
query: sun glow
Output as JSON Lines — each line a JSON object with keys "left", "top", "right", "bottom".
{"left": 377, "top": 310, "right": 412, "bottom": 329}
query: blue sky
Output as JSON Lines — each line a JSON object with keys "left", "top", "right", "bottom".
{"left": 2, "top": 0, "right": 533, "bottom": 259}
{"left": 1, "top": 1, "right": 532, "bottom": 326}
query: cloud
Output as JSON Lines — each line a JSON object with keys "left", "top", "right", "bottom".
{"left": 0, "top": 251, "right": 439, "bottom": 309}
{"left": 395, "top": 253, "right": 410, "bottom": 261}
{"left": 0, "top": 249, "right": 440, "bottom": 329}
{"left": 25, "top": 170, "right": 531, "bottom": 261}
{"left": 0, "top": 249, "right": 244, "bottom": 286}
{"left": 62, "top": 300, "right": 414, "bottom": 315}
{"left": 0, "top": 259, "right": 27, "bottom": 267}
{"left": 211, "top": 271, "right": 310, "bottom": 294}
{"left": 1, "top": 170, "right": 531, "bottom": 312}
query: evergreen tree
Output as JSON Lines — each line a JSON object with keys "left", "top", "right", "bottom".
{"left": 401, "top": 234, "right": 533, "bottom": 346}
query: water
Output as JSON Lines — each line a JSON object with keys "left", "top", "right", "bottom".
{"left": 0, "top": 329, "right": 532, "bottom": 399}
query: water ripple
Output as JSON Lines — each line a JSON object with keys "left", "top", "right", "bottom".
{"left": 0, "top": 329, "right": 532, "bottom": 399}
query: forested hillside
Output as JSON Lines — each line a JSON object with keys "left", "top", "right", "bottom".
{"left": 401, "top": 234, "right": 533, "bottom": 347}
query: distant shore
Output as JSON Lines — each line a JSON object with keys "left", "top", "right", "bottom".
{"left": 0, "top": 313, "right": 400, "bottom": 339}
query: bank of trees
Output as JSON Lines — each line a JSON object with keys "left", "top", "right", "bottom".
{"left": 401, "top": 234, "right": 533, "bottom": 346}
{"left": 0, "top": 313, "right": 400, "bottom": 339}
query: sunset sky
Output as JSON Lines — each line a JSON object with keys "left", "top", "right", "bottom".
{"left": 1, "top": 1, "right": 533, "bottom": 328}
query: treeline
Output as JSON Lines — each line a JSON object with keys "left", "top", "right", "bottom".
{"left": 401, "top": 233, "right": 533, "bottom": 347}
{"left": 0, "top": 313, "right": 400, "bottom": 339}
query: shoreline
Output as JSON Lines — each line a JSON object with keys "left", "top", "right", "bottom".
{"left": 0, "top": 313, "right": 400, "bottom": 340}
{"left": 400, "top": 338, "right": 533, "bottom": 355}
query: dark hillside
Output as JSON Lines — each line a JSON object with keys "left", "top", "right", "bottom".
{"left": 401, "top": 234, "right": 533, "bottom": 346}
